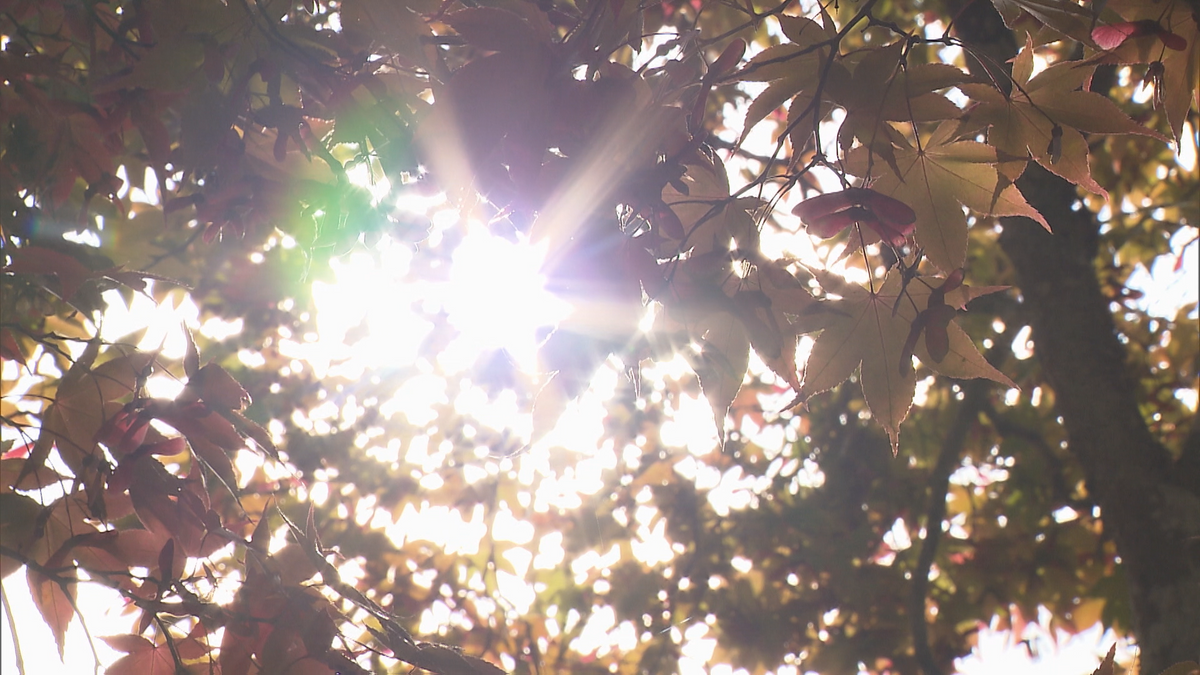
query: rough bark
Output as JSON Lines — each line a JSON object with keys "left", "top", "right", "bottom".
{"left": 951, "top": 2, "right": 1200, "bottom": 672}
{"left": 1001, "top": 164, "right": 1200, "bottom": 674}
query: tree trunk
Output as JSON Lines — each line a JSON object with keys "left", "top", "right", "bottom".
{"left": 951, "top": 3, "right": 1200, "bottom": 672}
{"left": 1000, "top": 164, "right": 1200, "bottom": 674}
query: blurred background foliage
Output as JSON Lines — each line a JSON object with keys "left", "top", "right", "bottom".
{"left": 1, "top": 0, "right": 1197, "bottom": 673}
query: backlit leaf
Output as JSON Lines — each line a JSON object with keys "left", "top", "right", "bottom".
{"left": 691, "top": 312, "right": 751, "bottom": 445}
{"left": 445, "top": 7, "right": 543, "bottom": 53}
{"left": 962, "top": 41, "right": 1166, "bottom": 196}
{"left": 796, "top": 273, "right": 1011, "bottom": 452}
{"left": 828, "top": 43, "right": 968, "bottom": 154}
{"left": 990, "top": 0, "right": 1097, "bottom": 44}
{"left": 845, "top": 121, "right": 1050, "bottom": 272}
{"left": 1089, "top": 0, "right": 1200, "bottom": 142}
{"left": 28, "top": 565, "right": 76, "bottom": 658}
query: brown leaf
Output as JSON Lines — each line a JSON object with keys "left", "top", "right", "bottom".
{"left": 339, "top": 0, "right": 432, "bottom": 67}
{"left": 154, "top": 401, "right": 241, "bottom": 489}
{"left": 0, "top": 492, "right": 43, "bottom": 578}
{"left": 250, "top": 505, "right": 274, "bottom": 554}
{"left": 28, "top": 565, "right": 77, "bottom": 658}
{"left": 269, "top": 542, "right": 320, "bottom": 586}
{"left": 2, "top": 246, "right": 94, "bottom": 302}
{"left": 99, "top": 633, "right": 156, "bottom": 654}
{"left": 1, "top": 458, "right": 67, "bottom": 493}
{"left": 229, "top": 410, "right": 279, "bottom": 459}
{"left": 45, "top": 349, "right": 154, "bottom": 480}
{"left": 130, "top": 94, "right": 171, "bottom": 168}
{"left": 0, "top": 328, "right": 28, "bottom": 368}
{"left": 828, "top": 43, "right": 967, "bottom": 154}
{"left": 155, "top": 537, "right": 176, "bottom": 589}
{"left": 128, "top": 457, "right": 209, "bottom": 557}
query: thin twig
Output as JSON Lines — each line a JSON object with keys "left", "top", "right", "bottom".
{"left": 1, "top": 582, "right": 27, "bottom": 675}
{"left": 154, "top": 615, "right": 189, "bottom": 675}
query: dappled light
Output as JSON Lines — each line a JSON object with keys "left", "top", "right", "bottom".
{"left": 3, "top": 1, "right": 1199, "bottom": 675}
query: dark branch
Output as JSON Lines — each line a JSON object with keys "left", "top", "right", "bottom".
{"left": 909, "top": 380, "right": 987, "bottom": 675}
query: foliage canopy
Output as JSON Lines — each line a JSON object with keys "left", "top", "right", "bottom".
{"left": 1, "top": 0, "right": 1198, "bottom": 673}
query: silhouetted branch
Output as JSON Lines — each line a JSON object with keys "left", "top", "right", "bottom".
{"left": 910, "top": 380, "right": 987, "bottom": 675}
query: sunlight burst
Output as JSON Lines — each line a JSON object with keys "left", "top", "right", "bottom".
{"left": 443, "top": 230, "right": 571, "bottom": 371}
{"left": 312, "top": 227, "right": 570, "bottom": 376}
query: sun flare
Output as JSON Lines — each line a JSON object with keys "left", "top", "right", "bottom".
{"left": 311, "top": 224, "right": 571, "bottom": 378}
{"left": 443, "top": 230, "right": 572, "bottom": 370}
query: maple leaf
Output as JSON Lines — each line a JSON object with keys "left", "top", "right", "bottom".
{"left": 659, "top": 153, "right": 760, "bottom": 256}
{"left": 690, "top": 311, "right": 751, "bottom": 446}
{"left": 0, "top": 493, "right": 45, "bottom": 578}
{"left": 734, "top": 258, "right": 833, "bottom": 383}
{"left": 99, "top": 625, "right": 211, "bottom": 675}
{"left": 990, "top": 0, "right": 1097, "bottom": 45}
{"left": 736, "top": 13, "right": 836, "bottom": 148}
{"left": 2, "top": 246, "right": 93, "bottom": 302}
{"left": 688, "top": 38, "right": 747, "bottom": 132}
{"left": 1090, "top": 644, "right": 1118, "bottom": 675}
{"left": 736, "top": 14, "right": 835, "bottom": 83}
{"left": 338, "top": 0, "right": 434, "bottom": 68}
{"left": 844, "top": 121, "right": 1049, "bottom": 273}
{"left": 444, "top": 6, "right": 554, "bottom": 54}
{"left": 28, "top": 566, "right": 77, "bottom": 658}
{"left": 794, "top": 272, "right": 1013, "bottom": 453}
{"left": 7, "top": 492, "right": 98, "bottom": 655}
{"left": 2, "top": 246, "right": 177, "bottom": 309}
{"left": 101, "top": 635, "right": 178, "bottom": 675}
{"left": 1089, "top": 0, "right": 1200, "bottom": 143}
{"left": 826, "top": 42, "right": 968, "bottom": 156}
{"left": 126, "top": 454, "right": 220, "bottom": 558}
{"left": 961, "top": 40, "right": 1167, "bottom": 197}
{"left": 18, "top": 342, "right": 155, "bottom": 493}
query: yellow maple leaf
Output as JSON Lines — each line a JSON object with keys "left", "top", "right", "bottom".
{"left": 845, "top": 121, "right": 1049, "bottom": 273}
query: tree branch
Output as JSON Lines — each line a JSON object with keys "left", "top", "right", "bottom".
{"left": 909, "top": 379, "right": 987, "bottom": 675}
